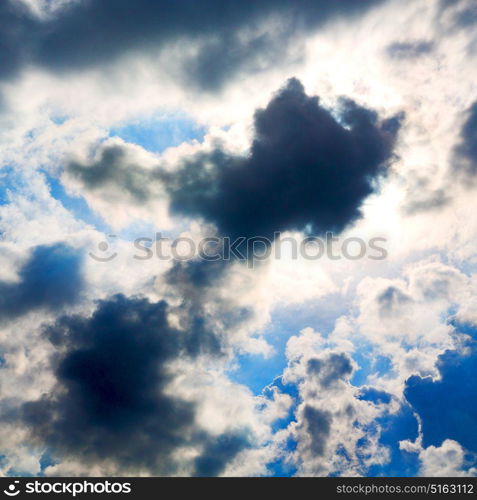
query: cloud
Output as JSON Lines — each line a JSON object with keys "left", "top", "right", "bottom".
{"left": 278, "top": 328, "right": 390, "bottom": 476}
{"left": 69, "top": 79, "right": 401, "bottom": 241}
{"left": 0, "top": 243, "right": 84, "bottom": 321}
{"left": 386, "top": 40, "right": 434, "bottom": 60}
{"left": 166, "top": 79, "right": 402, "bottom": 240}
{"left": 439, "top": 0, "right": 477, "bottom": 29}
{"left": 194, "top": 433, "right": 251, "bottom": 477}
{"left": 352, "top": 258, "right": 473, "bottom": 396}
{"left": 0, "top": 0, "right": 386, "bottom": 88}
{"left": 67, "top": 145, "right": 153, "bottom": 203}
{"left": 306, "top": 353, "right": 354, "bottom": 389}
{"left": 0, "top": 1, "right": 37, "bottom": 82}
{"left": 20, "top": 294, "right": 251, "bottom": 475}
{"left": 64, "top": 138, "right": 171, "bottom": 230}
{"left": 454, "top": 101, "right": 477, "bottom": 177}
{"left": 418, "top": 440, "right": 477, "bottom": 477}
{"left": 301, "top": 406, "right": 332, "bottom": 457}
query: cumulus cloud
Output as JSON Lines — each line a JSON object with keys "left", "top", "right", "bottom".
{"left": 418, "top": 440, "right": 477, "bottom": 477}
{"left": 277, "top": 328, "right": 392, "bottom": 476}
{"left": 352, "top": 258, "right": 473, "bottom": 395}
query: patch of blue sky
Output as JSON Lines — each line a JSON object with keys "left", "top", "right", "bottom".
{"left": 351, "top": 350, "right": 394, "bottom": 387}
{"left": 3, "top": 449, "right": 40, "bottom": 477}
{"left": 228, "top": 294, "right": 353, "bottom": 395}
{"left": 358, "top": 387, "right": 392, "bottom": 405}
{"left": 368, "top": 405, "right": 420, "bottom": 477}
{"left": 0, "top": 167, "right": 18, "bottom": 205}
{"left": 50, "top": 115, "right": 69, "bottom": 126}
{"left": 44, "top": 172, "right": 111, "bottom": 234}
{"left": 39, "top": 452, "right": 58, "bottom": 476}
{"left": 450, "top": 319, "right": 477, "bottom": 339}
{"left": 109, "top": 113, "right": 206, "bottom": 153}
{"left": 47, "top": 173, "right": 164, "bottom": 243}
{"left": 266, "top": 446, "right": 298, "bottom": 477}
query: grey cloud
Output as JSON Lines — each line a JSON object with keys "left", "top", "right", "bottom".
{"left": 68, "top": 79, "right": 402, "bottom": 243}
{"left": 20, "top": 294, "right": 250, "bottom": 475}
{"left": 1, "top": 0, "right": 387, "bottom": 89}
{"left": 454, "top": 101, "right": 477, "bottom": 177}
{"left": 194, "top": 433, "right": 251, "bottom": 477}
{"left": 386, "top": 40, "right": 434, "bottom": 59}
{"left": 378, "top": 286, "right": 413, "bottom": 316}
{"left": 67, "top": 146, "right": 155, "bottom": 203}
{"left": 307, "top": 353, "right": 354, "bottom": 389}
{"left": 303, "top": 405, "right": 332, "bottom": 457}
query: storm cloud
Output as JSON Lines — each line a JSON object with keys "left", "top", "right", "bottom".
{"left": 163, "top": 79, "right": 402, "bottom": 240}
{"left": 21, "top": 294, "right": 246, "bottom": 475}
{"left": 0, "top": 0, "right": 386, "bottom": 89}
{"left": 69, "top": 79, "right": 401, "bottom": 242}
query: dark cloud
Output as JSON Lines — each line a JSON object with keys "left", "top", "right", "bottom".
{"left": 404, "top": 338, "right": 477, "bottom": 452}
{"left": 0, "top": 0, "right": 386, "bottom": 88}
{"left": 163, "top": 79, "right": 402, "bottom": 240}
{"left": 296, "top": 353, "right": 354, "bottom": 459}
{"left": 21, "top": 294, "right": 245, "bottom": 475}
{"left": 194, "top": 433, "right": 251, "bottom": 477}
{"left": 440, "top": 0, "right": 477, "bottom": 29}
{"left": 307, "top": 353, "right": 354, "bottom": 388}
{"left": 0, "top": 1, "right": 37, "bottom": 81}
{"left": 0, "top": 243, "right": 84, "bottom": 321}
{"left": 302, "top": 405, "right": 332, "bottom": 456}
{"left": 163, "top": 259, "right": 234, "bottom": 356}
{"left": 163, "top": 258, "right": 254, "bottom": 355}
{"left": 67, "top": 80, "right": 401, "bottom": 242}
{"left": 386, "top": 41, "right": 434, "bottom": 60}
{"left": 454, "top": 101, "right": 477, "bottom": 177}
{"left": 377, "top": 286, "right": 412, "bottom": 316}
{"left": 67, "top": 146, "right": 153, "bottom": 203}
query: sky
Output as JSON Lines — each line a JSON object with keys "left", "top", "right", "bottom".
{"left": 0, "top": 0, "right": 477, "bottom": 477}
